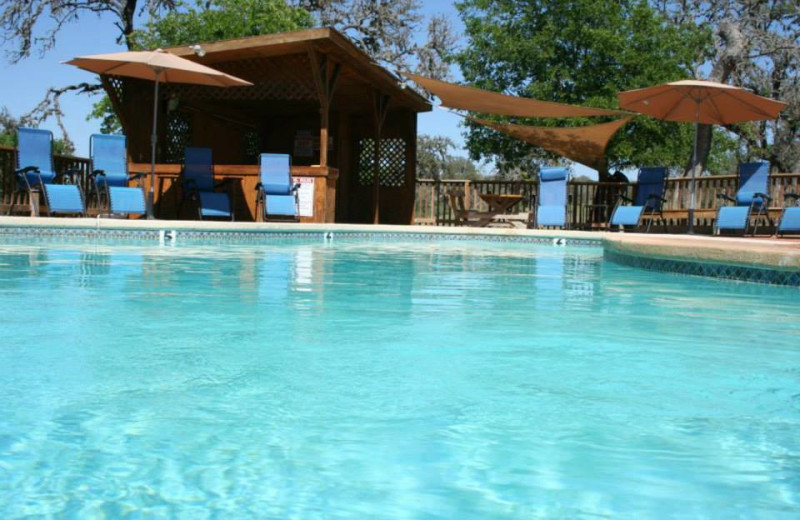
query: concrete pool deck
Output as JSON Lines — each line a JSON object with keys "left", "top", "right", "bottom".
{"left": 0, "top": 215, "right": 798, "bottom": 273}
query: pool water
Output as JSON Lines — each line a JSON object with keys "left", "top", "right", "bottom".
{"left": 0, "top": 237, "right": 798, "bottom": 519}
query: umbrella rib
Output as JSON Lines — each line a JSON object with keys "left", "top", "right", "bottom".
{"left": 623, "top": 88, "right": 675, "bottom": 107}
{"left": 728, "top": 92, "right": 782, "bottom": 120}
{"left": 659, "top": 90, "right": 694, "bottom": 121}
{"left": 706, "top": 92, "right": 727, "bottom": 125}
{"left": 100, "top": 62, "right": 131, "bottom": 75}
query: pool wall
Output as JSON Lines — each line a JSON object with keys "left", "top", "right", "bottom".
{"left": 0, "top": 216, "right": 798, "bottom": 287}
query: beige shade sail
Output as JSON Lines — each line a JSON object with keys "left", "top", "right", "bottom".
{"left": 468, "top": 116, "right": 633, "bottom": 170}
{"left": 406, "top": 73, "right": 628, "bottom": 118}
{"left": 618, "top": 80, "right": 786, "bottom": 125}
{"left": 65, "top": 49, "right": 253, "bottom": 87}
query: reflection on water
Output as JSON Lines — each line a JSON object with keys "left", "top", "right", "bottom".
{"left": 0, "top": 237, "right": 799, "bottom": 519}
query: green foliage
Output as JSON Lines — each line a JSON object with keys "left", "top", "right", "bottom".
{"left": 417, "top": 134, "right": 482, "bottom": 180}
{"left": 0, "top": 107, "right": 73, "bottom": 155}
{"left": 130, "top": 0, "right": 313, "bottom": 50}
{"left": 87, "top": 95, "right": 123, "bottom": 135}
{"left": 455, "top": 0, "right": 714, "bottom": 176}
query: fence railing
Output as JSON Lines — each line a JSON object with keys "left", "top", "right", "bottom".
{"left": 0, "top": 145, "right": 92, "bottom": 209}
{"left": 415, "top": 173, "right": 800, "bottom": 229}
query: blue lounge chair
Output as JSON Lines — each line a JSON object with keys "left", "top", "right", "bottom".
{"left": 715, "top": 161, "right": 772, "bottom": 235}
{"left": 533, "top": 166, "right": 568, "bottom": 228}
{"left": 256, "top": 153, "right": 300, "bottom": 221}
{"left": 179, "top": 147, "right": 233, "bottom": 220}
{"left": 9, "top": 127, "right": 84, "bottom": 216}
{"left": 609, "top": 167, "right": 667, "bottom": 232}
{"left": 777, "top": 193, "right": 800, "bottom": 237}
{"left": 89, "top": 134, "right": 146, "bottom": 216}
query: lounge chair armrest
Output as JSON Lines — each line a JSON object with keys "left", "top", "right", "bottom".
{"left": 89, "top": 169, "right": 106, "bottom": 180}
{"left": 14, "top": 167, "right": 37, "bottom": 190}
{"left": 254, "top": 182, "right": 263, "bottom": 191}
{"left": 291, "top": 183, "right": 301, "bottom": 194}
{"left": 125, "top": 172, "right": 145, "bottom": 186}
{"left": 754, "top": 192, "right": 772, "bottom": 202}
{"left": 646, "top": 194, "right": 668, "bottom": 203}
{"left": 617, "top": 194, "right": 634, "bottom": 203}
{"left": 716, "top": 193, "right": 736, "bottom": 203}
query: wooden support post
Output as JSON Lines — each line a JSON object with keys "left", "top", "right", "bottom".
{"left": 308, "top": 47, "right": 341, "bottom": 168}
{"left": 372, "top": 91, "right": 390, "bottom": 224}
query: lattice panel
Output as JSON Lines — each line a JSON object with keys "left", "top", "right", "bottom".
{"left": 106, "top": 76, "right": 125, "bottom": 107}
{"left": 357, "top": 138, "right": 407, "bottom": 188}
{"left": 358, "top": 139, "right": 376, "bottom": 185}
{"left": 163, "top": 55, "right": 317, "bottom": 102}
{"left": 164, "top": 112, "right": 192, "bottom": 163}
{"left": 244, "top": 131, "right": 262, "bottom": 163}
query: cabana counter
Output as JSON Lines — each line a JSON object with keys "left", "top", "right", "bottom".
{"left": 128, "top": 163, "right": 338, "bottom": 223}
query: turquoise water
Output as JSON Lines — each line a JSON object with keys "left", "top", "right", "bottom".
{"left": 0, "top": 236, "right": 798, "bottom": 519}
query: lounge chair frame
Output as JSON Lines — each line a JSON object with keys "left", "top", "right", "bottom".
{"left": 87, "top": 134, "right": 146, "bottom": 216}
{"left": 255, "top": 153, "right": 300, "bottom": 222}
{"left": 714, "top": 162, "right": 772, "bottom": 236}
{"left": 9, "top": 128, "right": 84, "bottom": 217}
{"left": 531, "top": 167, "right": 569, "bottom": 229}
{"left": 777, "top": 193, "right": 800, "bottom": 237}
{"left": 178, "top": 147, "right": 234, "bottom": 221}
{"left": 609, "top": 167, "right": 667, "bottom": 233}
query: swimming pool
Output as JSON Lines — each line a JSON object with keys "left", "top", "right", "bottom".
{"left": 1, "top": 235, "right": 798, "bottom": 518}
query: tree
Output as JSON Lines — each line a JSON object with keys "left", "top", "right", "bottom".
{"left": 131, "top": 0, "right": 314, "bottom": 50}
{"left": 654, "top": 0, "right": 800, "bottom": 174}
{"left": 0, "top": 0, "right": 176, "bottom": 63}
{"left": 454, "top": 0, "right": 711, "bottom": 179}
{"left": 0, "top": 0, "right": 179, "bottom": 144}
{"left": 1, "top": 107, "right": 75, "bottom": 155}
{"left": 295, "top": 0, "right": 457, "bottom": 78}
{"left": 1, "top": 0, "right": 457, "bottom": 147}
{"left": 417, "top": 134, "right": 482, "bottom": 180}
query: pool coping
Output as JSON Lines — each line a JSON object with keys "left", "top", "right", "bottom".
{"left": 0, "top": 216, "right": 798, "bottom": 286}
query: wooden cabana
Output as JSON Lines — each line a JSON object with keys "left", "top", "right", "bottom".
{"left": 102, "top": 28, "right": 431, "bottom": 223}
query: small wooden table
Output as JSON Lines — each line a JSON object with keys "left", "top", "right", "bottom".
{"left": 480, "top": 193, "right": 523, "bottom": 213}
{"left": 478, "top": 193, "right": 528, "bottom": 228}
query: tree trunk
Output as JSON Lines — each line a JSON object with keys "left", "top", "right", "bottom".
{"left": 595, "top": 159, "right": 610, "bottom": 181}
{"left": 122, "top": 0, "right": 139, "bottom": 50}
{"left": 685, "top": 20, "right": 746, "bottom": 177}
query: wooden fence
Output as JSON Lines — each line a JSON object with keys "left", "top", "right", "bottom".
{"left": 415, "top": 174, "right": 800, "bottom": 231}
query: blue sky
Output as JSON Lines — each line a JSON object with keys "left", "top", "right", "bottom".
{"left": 0, "top": 1, "right": 595, "bottom": 178}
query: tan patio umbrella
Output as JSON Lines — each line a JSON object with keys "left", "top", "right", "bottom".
{"left": 618, "top": 80, "right": 786, "bottom": 232}
{"left": 65, "top": 49, "right": 252, "bottom": 218}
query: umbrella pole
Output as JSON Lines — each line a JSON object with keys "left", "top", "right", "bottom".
{"left": 147, "top": 70, "right": 162, "bottom": 219}
{"left": 688, "top": 101, "right": 700, "bottom": 235}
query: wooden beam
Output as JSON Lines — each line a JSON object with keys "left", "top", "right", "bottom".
{"left": 372, "top": 90, "right": 390, "bottom": 224}
{"left": 328, "top": 62, "right": 341, "bottom": 102}
{"left": 308, "top": 46, "right": 332, "bottom": 168}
